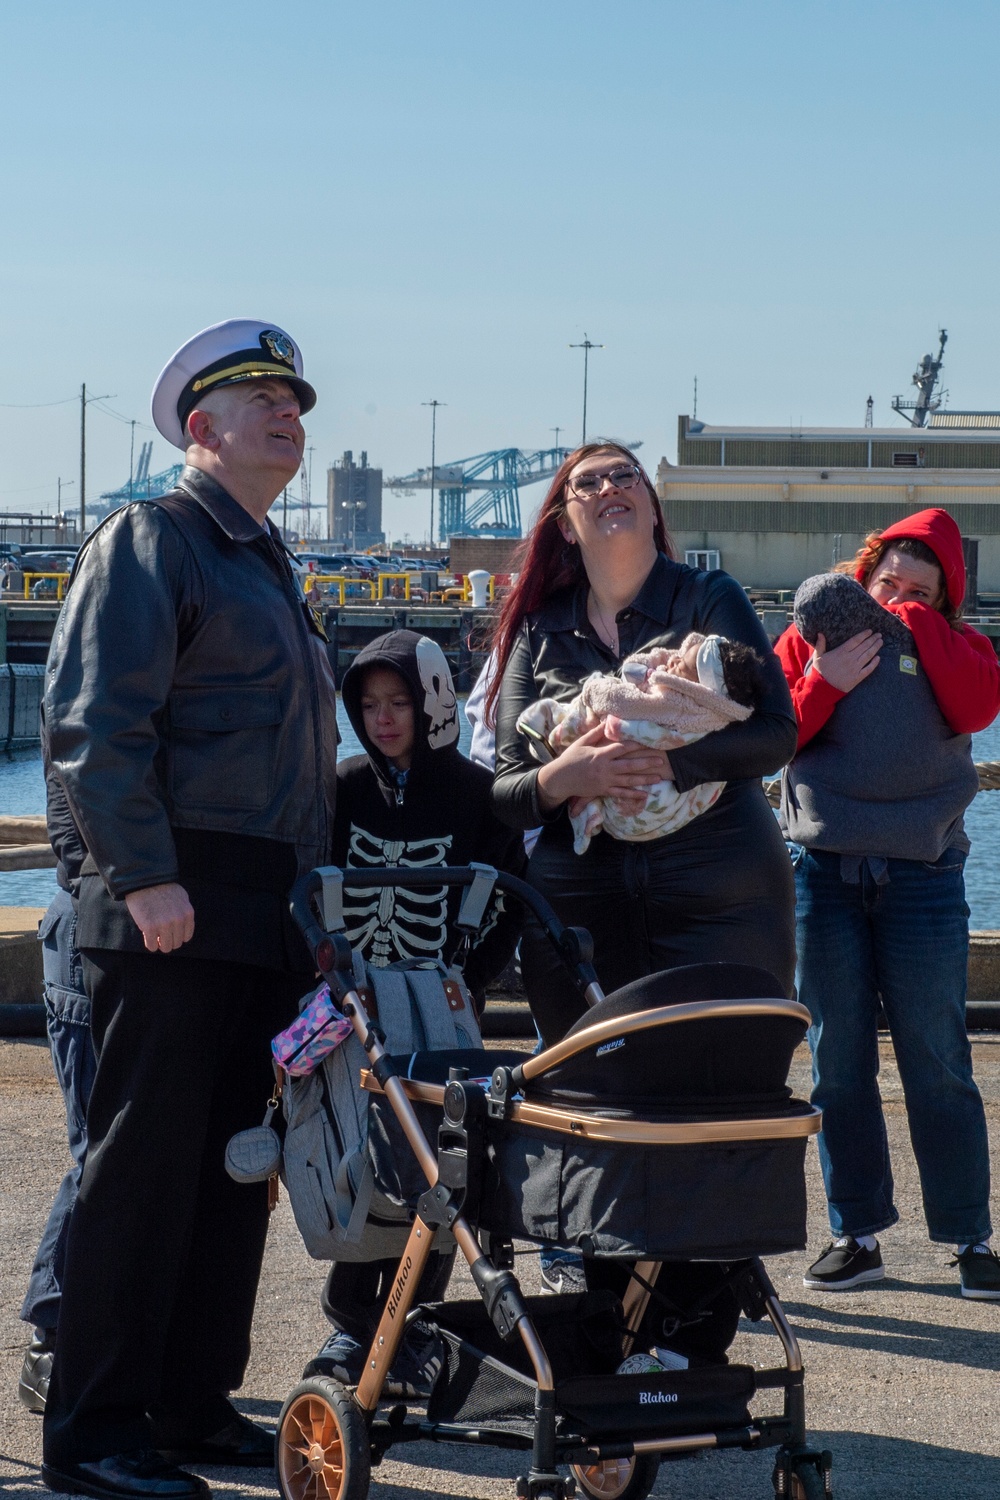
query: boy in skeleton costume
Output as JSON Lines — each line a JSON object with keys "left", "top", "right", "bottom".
{"left": 310, "top": 630, "right": 525, "bottom": 1395}
{"left": 518, "top": 633, "right": 766, "bottom": 854}
{"left": 331, "top": 629, "right": 524, "bottom": 987}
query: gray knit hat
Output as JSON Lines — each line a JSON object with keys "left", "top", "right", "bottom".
{"left": 793, "top": 573, "right": 912, "bottom": 651}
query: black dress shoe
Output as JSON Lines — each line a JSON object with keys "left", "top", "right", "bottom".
{"left": 41, "top": 1450, "right": 210, "bottom": 1499}
{"left": 156, "top": 1412, "right": 275, "bottom": 1468}
{"left": 19, "top": 1329, "right": 55, "bottom": 1414}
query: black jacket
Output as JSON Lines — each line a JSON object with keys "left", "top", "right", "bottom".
{"left": 45, "top": 466, "right": 338, "bottom": 902}
{"left": 334, "top": 630, "right": 525, "bottom": 995}
{"left": 493, "top": 552, "right": 797, "bottom": 830}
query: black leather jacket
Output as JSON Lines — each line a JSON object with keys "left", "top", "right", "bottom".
{"left": 492, "top": 552, "right": 797, "bottom": 830}
{"left": 45, "top": 466, "right": 338, "bottom": 899}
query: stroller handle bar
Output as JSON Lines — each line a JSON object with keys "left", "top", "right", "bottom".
{"left": 289, "top": 864, "right": 604, "bottom": 1005}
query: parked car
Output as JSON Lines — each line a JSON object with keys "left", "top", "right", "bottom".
{"left": 296, "top": 552, "right": 370, "bottom": 577}
{"left": 20, "top": 551, "right": 77, "bottom": 573}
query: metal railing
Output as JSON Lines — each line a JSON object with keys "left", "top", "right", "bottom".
{"left": 376, "top": 572, "right": 413, "bottom": 601}
{"left": 23, "top": 572, "right": 71, "bottom": 601}
{"left": 305, "top": 575, "right": 376, "bottom": 605}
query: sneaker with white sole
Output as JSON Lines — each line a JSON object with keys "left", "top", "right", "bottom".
{"left": 952, "top": 1244, "right": 1000, "bottom": 1300}
{"left": 803, "top": 1237, "right": 885, "bottom": 1290}
{"left": 539, "top": 1248, "right": 587, "bottom": 1295}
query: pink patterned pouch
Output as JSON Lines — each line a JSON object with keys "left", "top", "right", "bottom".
{"left": 272, "top": 983, "right": 353, "bottom": 1076}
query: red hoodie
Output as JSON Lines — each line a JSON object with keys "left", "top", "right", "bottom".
{"left": 776, "top": 507, "right": 1000, "bottom": 747}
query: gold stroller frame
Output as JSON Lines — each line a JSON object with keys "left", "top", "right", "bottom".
{"left": 276, "top": 865, "right": 833, "bottom": 1500}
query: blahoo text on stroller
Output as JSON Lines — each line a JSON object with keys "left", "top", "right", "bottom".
{"left": 267, "top": 864, "right": 834, "bottom": 1500}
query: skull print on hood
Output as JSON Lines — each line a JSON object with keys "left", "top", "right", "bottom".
{"left": 341, "top": 629, "right": 460, "bottom": 798}
{"left": 333, "top": 630, "right": 525, "bottom": 992}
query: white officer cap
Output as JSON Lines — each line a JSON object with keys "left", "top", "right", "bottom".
{"left": 151, "top": 318, "right": 317, "bottom": 450}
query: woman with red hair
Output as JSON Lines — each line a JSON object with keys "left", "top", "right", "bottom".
{"left": 777, "top": 507, "right": 1000, "bottom": 1299}
{"left": 489, "top": 442, "right": 799, "bottom": 1045}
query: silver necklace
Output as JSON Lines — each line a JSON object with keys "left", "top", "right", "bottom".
{"left": 589, "top": 596, "right": 619, "bottom": 651}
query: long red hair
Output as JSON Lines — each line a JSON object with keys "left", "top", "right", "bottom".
{"left": 484, "top": 442, "right": 673, "bottom": 724}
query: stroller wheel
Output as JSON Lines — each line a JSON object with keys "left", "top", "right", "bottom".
{"left": 569, "top": 1454, "right": 659, "bottom": 1500}
{"left": 788, "top": 1465, "right": 828, "bottom": 1500}
{"left": 277, "top": 1376, "right": 371, "bottom": 1500}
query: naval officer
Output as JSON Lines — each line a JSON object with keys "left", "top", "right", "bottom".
{"left": 41, "top": 320, "right": 337, "bottom": 1500}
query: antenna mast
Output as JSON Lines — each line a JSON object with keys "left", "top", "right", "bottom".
{"left": 892, "top": 328, "right": 948, "bottom": 427}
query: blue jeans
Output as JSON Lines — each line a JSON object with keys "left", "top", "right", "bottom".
{"left": 20, "top": 889, "right": 94, "bottom": 1334}
{"left": 793, "top": 845, "right": 991, "bottom": 1245}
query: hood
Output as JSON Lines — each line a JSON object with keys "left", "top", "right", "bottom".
{"left": 858, "top": 507, "right": 965, "bottom": 609}
{"left": 341, "top": 629, "right": 461, "bottom": 788}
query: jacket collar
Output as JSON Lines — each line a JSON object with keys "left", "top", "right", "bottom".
{"left": 174, "top": 464, "right": 274, "bottom": 544}
{"left": 534, "top": 550, "right": 679, "bottom": 632}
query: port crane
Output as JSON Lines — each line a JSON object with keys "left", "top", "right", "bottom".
{"left": 97, "top": 443, "right": 184, "bottom": 515}
{"left": 386, "top": 443, "right": 642, "bottom": 539}
{"left": 386, "top": 447, "right": 569, "bottom": 539}
{"left": 98, "top": 444, "right": 313, "bottom": 525}
{"left": 892, "top": 329, "right": 949, "bottom": 427}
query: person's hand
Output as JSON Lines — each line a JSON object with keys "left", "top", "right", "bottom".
{"left": 810, "top": 630, "right": 882, "bottom": 693}
{"left": 537, "top": 724, "right": 672, "bottom": 813}
{"left": 124, "top": 882, "right": 195, "bottom": 954}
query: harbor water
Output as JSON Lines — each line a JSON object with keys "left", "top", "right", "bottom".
{"left": 5, "top": 710, "right": 1000, "bottom": 928}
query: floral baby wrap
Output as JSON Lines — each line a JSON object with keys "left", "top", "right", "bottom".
{"left": 517, "top": 635, "right": 753, "bottom": 855}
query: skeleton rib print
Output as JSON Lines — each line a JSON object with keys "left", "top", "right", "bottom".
{"left": 344, "top": 826, "right": 453, "bottom": 965}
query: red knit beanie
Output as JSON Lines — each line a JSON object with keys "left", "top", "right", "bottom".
{"left": 856, "top": 507, "right": 965, "bottom": 609}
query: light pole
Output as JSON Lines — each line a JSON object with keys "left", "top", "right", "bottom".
{"left": 422, "top": 399, "right": 445, "bottom": 546}
{"left": 342, "top": 499, "right": 366, "bottom": 551}
{"left": 550, "top": 425, "right": 563, "bottom": 454}
{"left": 306, "top": 443, "right": 315, "bottom": 537}
{"left": 79, "top": 383, "right": 113, "bottom": 539}
{"left": 569, "top": 335, "right": 603, "bottom": 444}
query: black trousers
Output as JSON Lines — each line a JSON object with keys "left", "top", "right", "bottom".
{"left": 521, "top": 783, "right": 796, "bottom": 1046}
{"left": 321, "top": 1251, "right": 456, "bottom": 1344}
{"left": 42, "top": 949, "right": 309, "bottom": 1466}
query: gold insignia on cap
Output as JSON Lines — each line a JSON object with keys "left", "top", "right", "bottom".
{"left": 260, "top": 330, "right": 295, "bottom": 367}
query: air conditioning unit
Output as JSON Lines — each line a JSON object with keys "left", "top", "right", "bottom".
{"left": 685, "top": 549, "right": 721, "bottom": 572}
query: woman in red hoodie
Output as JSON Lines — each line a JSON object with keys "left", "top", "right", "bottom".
{"left": 777, "top": 508, "right": 1000, "bottom": 1298}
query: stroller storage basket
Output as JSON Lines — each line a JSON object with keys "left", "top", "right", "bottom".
{"left": 424, "top": 1295, "right": 755, "bottom": 1441}
{"left": 556, "top": 1366, "right": 756, "bottom": 1441}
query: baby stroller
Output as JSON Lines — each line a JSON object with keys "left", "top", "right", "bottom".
{"left": 276, "top": 866, "right": 831, "bottom": 1500}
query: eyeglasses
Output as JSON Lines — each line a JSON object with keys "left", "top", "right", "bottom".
{"left": 568, "top": 464, "right": 642, "bottom": 498}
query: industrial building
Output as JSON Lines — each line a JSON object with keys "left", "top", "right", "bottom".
{"left": 327, "top": 451, "right": 384, "bottom": 550}
{"left": 656, "top": 411, "right": 1000, "bottom": 597}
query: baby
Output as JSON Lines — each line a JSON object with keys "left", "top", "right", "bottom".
{"left": 518, "top": 633, "right": 765, "bottom": 854}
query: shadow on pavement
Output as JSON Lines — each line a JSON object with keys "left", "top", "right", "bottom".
{"left": 803, "top": 1431, "right": 1000, "bottom": 1499}
{"left": 770, "top": 1299, "right": 1000, "bottom": 1370}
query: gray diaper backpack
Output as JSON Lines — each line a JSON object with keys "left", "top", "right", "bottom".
{"left": 280, "top": 953, "right": 483, "bottom": 1262}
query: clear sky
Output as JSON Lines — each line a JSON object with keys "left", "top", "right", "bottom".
{"left": 3, "top": 0, "right": 1000, "bottom": 542}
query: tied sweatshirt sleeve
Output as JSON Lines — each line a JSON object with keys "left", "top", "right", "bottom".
{"left": 774, "top": 623, "right": 847, "bottom": 749}
{"left": 886, "top": 601, "right": 1000, "bottom": 734}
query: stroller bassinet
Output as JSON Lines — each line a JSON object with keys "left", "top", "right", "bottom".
{"left": 275, "top": 866, "right": 833, "bottom": 1500}
{"left": 367, "top": 958, "right": 816, "bottom": 1262}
